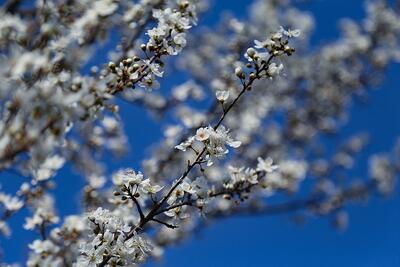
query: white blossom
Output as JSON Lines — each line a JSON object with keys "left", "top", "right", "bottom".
{"left": 175, "top": 136, "right": 195, "bottom": 151}
{"left": 140, "top": 179, "right": 164, "bottom": 194}
{"left": 256, "top": 157, "right": 279, "bottom": 173}
{"left": 279, "top": 26, "right": 301, "bottom": 38}
{"left": 195, "top": 127, "right": 210, "bottom": 141}
{"left": 267, "top": 63, "right": 284, "bottom": 78}
{"left": 215, "top": 90, "right": 230, "bottom": 102}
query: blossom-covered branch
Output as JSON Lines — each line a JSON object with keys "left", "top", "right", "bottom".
{"left": 0, "top": 0, "right": 399, "bottom": 266}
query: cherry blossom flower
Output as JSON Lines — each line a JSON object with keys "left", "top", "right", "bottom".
{"left": 215, "top": 90, "right": 230, "bottom": 102}
{"left": 256, "top": 157, "right": 279, "bottom": 173}
{"left": 195, "top": 127, "right": 210, "bottom": 141}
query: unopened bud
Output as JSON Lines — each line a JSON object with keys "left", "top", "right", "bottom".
{"left": 147, "top": 44, "right": 155, "bottom": 51}
{"left": 132, "top": 63, "right": 140, "bottom": 72}
{"left": 125, "top": 58, "right": 133, "bottom": 65}
{"left": 235, "top": 67, "right": 245, "bottom": 79}
{"left": 246, "top": 47, "right": 256, "bottom": 58}
{"left": 223, "top": 194, "right": 231, "bottom": 200}
{"left": 180, "top": 1, "right": 189, "bottom": 9}
{"left": 284, "top": 46, "right": 295, "bottom": 55}
{"left": 108, "top": 62, "right": 116, "bottom": 71}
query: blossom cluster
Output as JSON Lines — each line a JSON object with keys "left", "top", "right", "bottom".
{"left": 108, "top": 2, "right": 197, "bottom": 91}
{"left": 175, "top": 125, "right": 242, "bottom": 166}
{"left": 76, "top": 208, "right": 151, "bottom": 266}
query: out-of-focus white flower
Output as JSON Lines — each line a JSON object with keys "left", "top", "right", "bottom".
{"left": 0, "top": 193, "right": 24, "bottom": 211}
{"left": 191, "top": 176, "right": 209, "bottom": 198}
{"left": 267, "top": 63, "right": 284, "bottom": 77}
{"left": 32, "top": 155, "right": 65, "bottom": 182}
{"left": 279, "top": 26, "right": 301, "bottom": 38}
{"left": 280, "top": 159, "right": 308, "bottom": 181}
{"left": 164, "top": 206, "right": 189, "bottom": 220}
{"left": 256, "top": 157, "right": 279, "bottom": 173}
{"left": 0, "top": 220, "right": 11, "bottom": 237}
{"left": 369, "top": 154, "right": 395, "bottom": 194}
{"left": 227, "top": 166, "right": 258, "bottom": 185}
{"left": 112, "top": 169, "right": 143, "bottom": 187}
{"left": 254, "top": 39, "right": 275, "bottom": 49}
{"left": 28, "top": 240, "right": 59, "bottom": 254}
{"left": 140, "top": 179, "right": 164, "bottom": 194}
{"left": 215, "top": 90, "right": 230, "bottom": 102}
{"left": 175, "top": 136, "right": 195, "bottom": 151}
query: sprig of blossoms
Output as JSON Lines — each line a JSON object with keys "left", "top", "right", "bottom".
{"left": 238, "top": 26, "right": 301, "bottom": 80}
{"left": 23, "top": 194, "right": 59, "bottom": 232}
{"left": 175, "top": 125, "right": 241, "bottom": 166}
{"left": 112, "top": 169, "right": 163, "bottom": 203}
{"left": 76, "top": 207, "right": 152, "bottom": 266}
{"left": 108, "top": 1, "right": 197, "bottom": 92}
{"left": 167, "top": 176, "right": 209, "bottom": 205}
{"left": 217, "top": 158, "right": 280, "bottom": 200}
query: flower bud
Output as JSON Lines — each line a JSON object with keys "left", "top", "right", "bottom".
{"left": 216, "top": 90, "right": 230, "bottom": 102}
{"left": 108, "top": 62, "right": 116, "bottom": 72}
{"left": 246, "top": 47, "right": 256, "bottom": 58}
{"left": 148, "top": 44, "right": 155, "bottom": 51}
{"left": 272, "top": 50, "right": 280, "bottom": 56}
{"left": 223, "top": 194, "right": 231, "bottom": 200}
{"left": 125, "top": 58, "right": 133, "bottom": 65}
{"left": 179, "top": 1, "right": 189, "bottom": 9}
{"left": 132, "top": 63, "right": 140, "bottom": 72}
{"left": 235, "top": 66, "right": 245, "bottom": 79}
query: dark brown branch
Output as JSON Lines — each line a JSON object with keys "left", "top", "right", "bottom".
{"left": 127, "top": 188, "right": 145, "bottom": 220}
{"left": 155, "top": 200, "right": 193, "bottom": 216}
{"left": 151, "top": 218, "right": 178, "bottom": 229}
{"left": 2, "top": 0, "right": 21, "bottom": 13}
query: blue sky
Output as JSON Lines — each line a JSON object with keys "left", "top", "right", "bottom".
{"left": 1, "top": 0, "right": 399, "bottom": 266}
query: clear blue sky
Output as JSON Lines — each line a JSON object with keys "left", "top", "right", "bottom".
{"left": 1, "top": 0, "right": 399, "bottom": 266}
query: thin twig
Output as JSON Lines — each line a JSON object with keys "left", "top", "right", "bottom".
{"left": 151, "top": 218, "right": 178, "bottom": 229}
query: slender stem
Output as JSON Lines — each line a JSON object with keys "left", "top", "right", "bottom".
{"left": 155, "top": 200, "right": 193, "bottom": 216}
{"left": 127, "top": 188, "right": 145, "bottom": 220}
{"left": 39, "top": 222, "right": 47, "bottom": 240}
{"left": 151, "top": 218, "right": 178, "bottom": 229}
